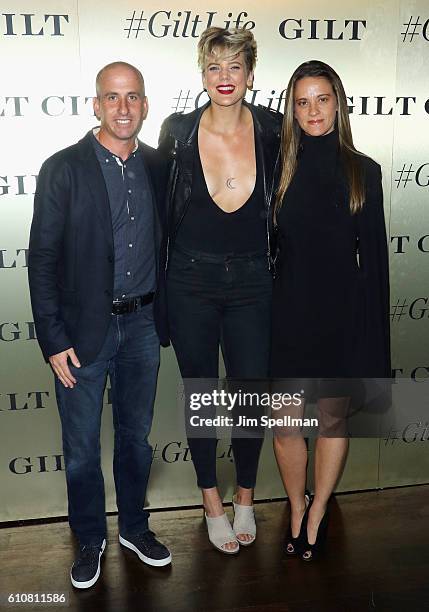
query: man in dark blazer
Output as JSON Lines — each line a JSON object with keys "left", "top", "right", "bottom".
{"left": 28, "top": 62, "right": 170, "bottom": 589}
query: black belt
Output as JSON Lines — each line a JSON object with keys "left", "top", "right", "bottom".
{"left": 111, "top": 292, "right": 154, "bottom": 315}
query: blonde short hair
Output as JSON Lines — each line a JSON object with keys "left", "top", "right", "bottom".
{"left": 197, "top": 27, "right": 257, "bottom": 73}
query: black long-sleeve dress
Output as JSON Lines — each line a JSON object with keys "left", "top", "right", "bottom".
{"left": 270, "top": 130, "right": 390, "bottom": 382}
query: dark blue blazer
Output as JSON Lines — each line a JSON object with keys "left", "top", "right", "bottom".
{"left": 28, "top": 131, "right": 169, "bottom": 366}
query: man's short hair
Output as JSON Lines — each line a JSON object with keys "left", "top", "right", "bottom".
{"left": 95, "top": 62, "right": 145, "bottom": 97}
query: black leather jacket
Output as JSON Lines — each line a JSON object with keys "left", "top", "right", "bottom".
{"left": 158, "top": 100, "right": 282, "bottom": 272}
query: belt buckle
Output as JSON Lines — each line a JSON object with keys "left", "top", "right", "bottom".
{"left": 112, "top": 295, "right": 148, "bottom": 315}
{"left": 112, "top": 299, "right": 124, "bottom": 315}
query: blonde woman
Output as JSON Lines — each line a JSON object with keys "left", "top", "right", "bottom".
{"left": 159, "top": 28, "right": 281, "bottom": 554}
{"left": 271, "top": 60, "right": 390, "bottom": 560}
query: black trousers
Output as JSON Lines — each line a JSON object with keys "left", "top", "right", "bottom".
{"left": 167, "top": 245, "right": 272, "bottom": 488}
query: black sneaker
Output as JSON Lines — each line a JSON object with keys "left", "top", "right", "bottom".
{"left": 119, "top": 530, "right": 171, "bottom": 567}
{"left": 70, "top": 539, "right": 106, "bottom": 589}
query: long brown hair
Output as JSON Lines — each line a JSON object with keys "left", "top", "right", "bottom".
{"left": 275, "top": 60, "right": 365, "bottom": 216}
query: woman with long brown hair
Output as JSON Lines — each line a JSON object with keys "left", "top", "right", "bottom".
{"left": 270, "top": 60, "right": 390, "bottom": 560}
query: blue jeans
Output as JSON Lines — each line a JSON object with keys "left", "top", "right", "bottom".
{"left": 55, "top": 303, "right": 160, "bottom": 545}
{"left": 167, "top": 246, "right": 272, "bottom": 489}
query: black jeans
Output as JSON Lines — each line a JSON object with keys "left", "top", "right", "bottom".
{"left": 167, "top": 245, "right": 272, "bottom": 489}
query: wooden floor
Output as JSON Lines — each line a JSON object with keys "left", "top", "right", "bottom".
{"left": 1, "top": 486, "right": 428, "bottom": 612}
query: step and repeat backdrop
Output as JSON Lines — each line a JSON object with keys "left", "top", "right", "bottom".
{"left": 0, "top": 0, "right": 428, "bottom": 521}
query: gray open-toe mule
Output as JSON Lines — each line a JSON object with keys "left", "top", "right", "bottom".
{"left": 205, "top": 512, "right": 240, "bottom": 554}
{"left": 232, "top": 497, "right": 256, "bottom": 546}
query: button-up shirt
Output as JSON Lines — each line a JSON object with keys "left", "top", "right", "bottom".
{"left": 92, "top": 131, "right": 156, "bottom": 300}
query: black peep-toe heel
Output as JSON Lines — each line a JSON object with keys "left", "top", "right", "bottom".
{"left": 285, "top": 492, "right": 311, "bottom": 556}
{"left": 301, "top": 507, "right": 329, "bottom": 562}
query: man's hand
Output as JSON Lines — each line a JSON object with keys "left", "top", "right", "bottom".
{"left": 49, "top": 348, "right": 81, "bottom": 388}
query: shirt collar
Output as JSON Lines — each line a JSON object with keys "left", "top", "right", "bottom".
{"left": 92, "top": 127, "right": 139, "bottom": 162}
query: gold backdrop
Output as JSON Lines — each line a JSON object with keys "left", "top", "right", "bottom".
{"left": 0, "top": 0, "right": 428, "bottom": 521}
